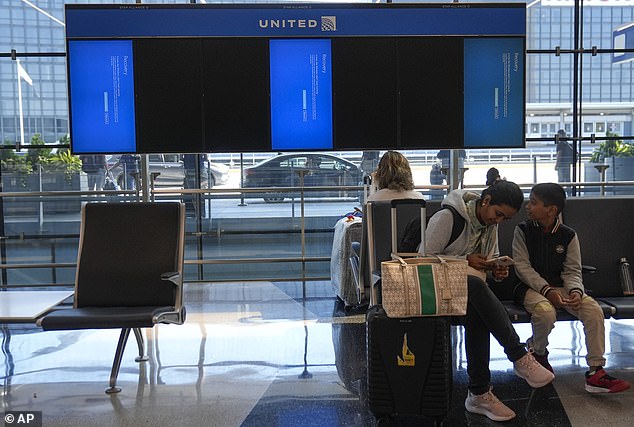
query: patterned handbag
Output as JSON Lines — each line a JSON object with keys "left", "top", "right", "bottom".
{"left": 381, "top": 255, "right": 468, "bottom": 317}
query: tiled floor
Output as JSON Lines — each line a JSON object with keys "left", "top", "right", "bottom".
{"left": 2, "top": 281, "right": 633, "bottom": 426}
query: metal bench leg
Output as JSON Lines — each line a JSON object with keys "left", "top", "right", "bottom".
{"left": 106, "top": 328, "right": 131, "bottom": 394}
{"left": 133, "top": 328, "right": 149, "bottom": 362}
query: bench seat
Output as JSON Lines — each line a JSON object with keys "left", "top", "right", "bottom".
{"left": 500, "top": 300, "right": 616, "bottom": 323}
{"left": 597, "top": 297, "right": 634, "bottom": 319}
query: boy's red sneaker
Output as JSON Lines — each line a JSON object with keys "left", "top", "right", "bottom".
{"left": 585, "top": 368, "right": 631, "bottom": 393}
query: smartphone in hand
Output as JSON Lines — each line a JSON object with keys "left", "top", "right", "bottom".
{"left": 488, "top": 256, "right": 515, "bottom": 267}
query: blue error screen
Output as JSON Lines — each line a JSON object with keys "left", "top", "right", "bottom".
{"left": 463, "top": 38, "right": 524, "bottom": 148}
{"left": 68, "top": 40, "right": 137, "bottom": 153}
{"left": 269, "top": 39, "right": 333, "bottom": 151}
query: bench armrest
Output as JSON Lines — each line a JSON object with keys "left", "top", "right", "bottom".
{"left": 582, "top": 264, "right": 597, "bottom": 274}
{"left": 161, "top": 272, "right": 181, "bottom": 286}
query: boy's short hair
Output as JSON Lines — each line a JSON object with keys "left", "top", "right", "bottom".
{"left": 531, "top": 182, "right": 566, "bottom": 214}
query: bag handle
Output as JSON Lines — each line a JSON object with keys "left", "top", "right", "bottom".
{"left": 440, "top": 260, "right": 452, "bottom": 301}
{"left": 391, "top": 253, "right": 448, "bottom": 265}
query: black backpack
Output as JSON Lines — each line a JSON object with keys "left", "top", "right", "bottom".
{"left": 398, "top": 205, "right": 465, "bottom": 253}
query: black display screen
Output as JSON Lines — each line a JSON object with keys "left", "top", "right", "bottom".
{"left": 202, "top": 39, "right": 270, "bottom": 153}
{"left": 331, "top": 38, "right": 398, "bottom": 150}
{"left": 134, "top": 39, "right": 204, "bottom": 153}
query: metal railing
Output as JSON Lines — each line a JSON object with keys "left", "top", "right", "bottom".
{"left": 1, "top": 180, "right": 633, "bottom": 288}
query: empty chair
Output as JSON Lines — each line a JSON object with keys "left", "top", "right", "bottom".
{"left": 38, "top": 202, "right": 186, "bottom": 394}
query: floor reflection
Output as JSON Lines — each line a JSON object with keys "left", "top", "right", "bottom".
{"left": 0, "top": 281, "right": 633, "bottom": 426}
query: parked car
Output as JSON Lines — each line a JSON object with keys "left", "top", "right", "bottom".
{"left": 107, "top": 154, "right": 229, "bottom": 188}
{"left": 206, "top": 159, "right": 230, "bottom": 187}
{"left": 242, "top": 153, "right": 362, "bottom": 202}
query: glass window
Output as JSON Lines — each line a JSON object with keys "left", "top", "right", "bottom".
{"left": 530, "top": 123, "right": 540, "bottom": 134}
{"left": 2, "top": 117, "right": 16, "bottom": 129}
{"left": 607, "top": 122, "right": 621, "bottom": 133}
{"left": 56, "top": 118, "right": 67, "bottom": 133}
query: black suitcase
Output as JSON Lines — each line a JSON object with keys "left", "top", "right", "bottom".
{"left": 367, "top": 307, "right": 453, "bottom": 422}
{"left": 365, "top": 199, "right": 453, "bottom": 424}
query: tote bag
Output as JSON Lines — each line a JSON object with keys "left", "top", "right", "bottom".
{"left": 381, "top": 255, "right": 468, "bottom": 317}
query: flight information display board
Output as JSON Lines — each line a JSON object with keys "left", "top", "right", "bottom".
{"left": 65, "top": 3, "right": 526, "bottom": 154}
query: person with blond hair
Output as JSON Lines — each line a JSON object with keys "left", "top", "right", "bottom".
{"left": 367, "top": 151, "right": 423, "bottom": 202}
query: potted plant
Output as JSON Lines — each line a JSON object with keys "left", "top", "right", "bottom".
{"left": 589, "top": 132, "right": 634, "bottom": 163}
{"left": 586, "top": 132, "right": 634, "bottom": 195}
{"left": 2, "top": 133, "right": 83, "bottom": 215}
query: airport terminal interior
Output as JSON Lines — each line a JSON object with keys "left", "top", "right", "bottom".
{"left": 2, "top": 1, "right": 634, "bottom": 426}
{"left": 2, "top": 281, "right": 634, "bottom": 426}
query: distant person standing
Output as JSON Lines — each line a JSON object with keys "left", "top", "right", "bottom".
{"left": 429, "top": 163, "right": 446, "bottom": 200}
{"left": 80, "top": 154, "right": 107, "bottom": 191}
{"left": 113, "top": 154, "right": 140, "bottom": 190}
{"left": 437, "top": 149, "right": 467, "bottom": 187}
{"left": 436, "top": 149, "right": 451, "bottom": 170}
{"left": 555, "top": 129, "right": 573, "bottom": 184}
{"left": 436, "top": 149, "right": 466, "bottom": 170}
{"left": 359, "top": 151, "right": 380, "bottom": 180}
{"left": 486, "top": 167, "right": 502, "bottom": 186}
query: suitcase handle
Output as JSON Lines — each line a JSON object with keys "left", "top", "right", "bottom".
{"left": 390, "top": 199, "right": 427, "bottom": 208}
{"left": 366, "top": 199, "right": 427, "bottom": 307}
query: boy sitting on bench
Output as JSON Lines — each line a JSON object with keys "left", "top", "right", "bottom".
{"left": 512, "top": 182, "right": 630, "bottom": 393}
